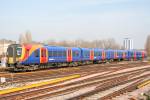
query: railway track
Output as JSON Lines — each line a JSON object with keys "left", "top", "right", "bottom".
{"left": 0, "top": 62, "right": 150, "bottom": 100}
{"left": 70, "top": 73, "right": 150, "bottom": 100}
{"left": 38, "top": 71, "right": 150, "bottom": 100}
{"left": 0, "top": 61, "right": 148, "bottom": 85}
{"left": 98, "top": 80, "right": 142, "bottom": 100}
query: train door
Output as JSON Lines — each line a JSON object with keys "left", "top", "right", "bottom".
{"left": 40, "top": 48, "right": 48, "bottom": 64}
{"left": 25, "top": 49, "right": 30, "bottom": 63}
{"left": 142, "top": 51, "right": 145, "bottom": 60}
{"left": 90, "top": 49, "right": 94, "bottom": 60}
{"left": 25, "top": 49, "right": 30, "bottom": 58}
{"left": 114, "top": 50, "right": 117, "bottom": 59}
{"left": 67, "top": 48, "right": 72, "bottom": 62}
{"left": 134, "top": 51, "right": 136, "bottom": 61}
{"left": 123, "top": 52, "right": 125, "bottom": 59}
{"left": 102, "top": 50, "right": 105, "bottom": 61}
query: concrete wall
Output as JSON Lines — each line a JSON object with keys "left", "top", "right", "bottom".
{"left": 0, "top": 39, "right": 16, "bottom": 55}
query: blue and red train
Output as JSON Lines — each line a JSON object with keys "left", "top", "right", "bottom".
{"left": 7, "top": 44, "right": 147, "bottom": 71}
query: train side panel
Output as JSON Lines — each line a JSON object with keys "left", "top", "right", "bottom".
{"left": 46, "top": 46, "right": 67, "bottom": 63}
{"left": 19, "top": 44, "right": 42, "bottom": 65}
{"left": 81, "top": 48, "right": 91, "bottom": 61}
{"left": 93, "top": 48, "right": 103, "bottom": 61}
{"left": 72, "top": 48, "right": 81, "bottom": 62}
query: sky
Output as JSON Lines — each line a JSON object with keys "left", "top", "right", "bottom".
{"left": 0, "top": 0, "right": 150, "bottom": 49}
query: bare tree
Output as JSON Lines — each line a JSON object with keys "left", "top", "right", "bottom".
{"left": 73, "top": 39, "right": 83, "bottom": 47}
{"left": 59, "top": 40, "right": 70, "bottom": 47}
{"left": 102, "top": 38, "right": 121, "bottom": 49}
{"left": 46, "top": 39, "right": 57, "bottom": 46}
{"left": 91, "top": 40, "right": 99, "bottom": 48}
{"left": 19, "top": 34, "right": 26, "bottom": 44}
{"left": 145, "top": 35, "right": 150, "bottom": 57}
{"left": 25, "top": 31, "right": 32, "bottom": 43}
{"left": 44, "top": 38, "right": 122, "bottom": 49}
{"left": 19, "top": 31, "right": 33, "bottom": 44}
{"left": 96, "top": 40, "right": 103, "bottom": 48}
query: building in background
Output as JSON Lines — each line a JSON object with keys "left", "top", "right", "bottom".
{"left": 0, "top": 39, "right": 16, "bottom": 56}
{"left": 123, "top": 38, "right": 133, "bottom": 50}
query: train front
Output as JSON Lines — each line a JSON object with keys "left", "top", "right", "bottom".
{"left": 7, "top": 44, "right": 22, "bottom": 67}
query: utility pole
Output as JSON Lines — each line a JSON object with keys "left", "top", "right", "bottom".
{"left": 3, "top": 39, "right": 5, "bottom": 55}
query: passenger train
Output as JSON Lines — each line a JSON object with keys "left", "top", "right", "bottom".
{"left": 6, "top": 44, "right": 147, "bottom": 71}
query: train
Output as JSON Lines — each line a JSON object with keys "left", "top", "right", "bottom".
{"left": 6, "top": 44, "right": 147, "bottom": 71}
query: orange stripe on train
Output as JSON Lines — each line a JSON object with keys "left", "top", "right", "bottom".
{"left": 19, "top": 44, "right": 42, "bottom": 62}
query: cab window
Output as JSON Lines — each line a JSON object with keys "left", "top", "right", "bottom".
{"left": 34, "top": 50, "right": 39, "bottom": 57}
{"left": 7, "top": 47, "right": 13, "bottom": 57}
{"left": 16, "top": 47, "right": 22, "bottom": 57}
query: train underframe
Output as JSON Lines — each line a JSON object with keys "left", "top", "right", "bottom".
{"left": 8, "top": 57, "right": 144, "bottom": 72}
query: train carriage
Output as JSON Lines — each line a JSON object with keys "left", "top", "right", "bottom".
{"left": 6, "top": 44, "right": 147, "bottom": 71}
{"left": 46, "top": 46, "right": 67, "bottom": 63}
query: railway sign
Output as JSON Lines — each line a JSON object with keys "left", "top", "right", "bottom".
{"left": 0, "top": 77, "right": 6, "bottom": 83}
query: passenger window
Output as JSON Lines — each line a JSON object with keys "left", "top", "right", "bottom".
{"left": 48, "top": 51, "right": 52, "bottom": 57}
{"left": 73, "top": 51, "right": 79, "bottom": 57}
{"left": 76, "top": 51, "right": 79, "bottom": 56}
{"left": 34, "top": 50, "right": 39, "bottom": 57}
{"left": 63, "top": 51, "right": 66, "bottom": 57}
{"left": 53, "top": 51, "right": 57, "bottom": 57}
{"left": 7, "top": 47, "right": 13, "bottom": 57}
{"left": 16, "top": 47, "right": 22, "bottom": 57}
{"left": 100, "top": 52, "right": 102, "bottom": 56}
{"left": 57, "top": 51, "right": 62, "bottom": 57}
